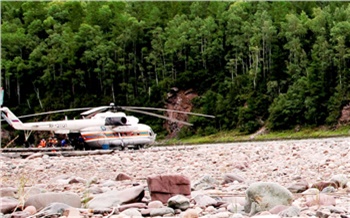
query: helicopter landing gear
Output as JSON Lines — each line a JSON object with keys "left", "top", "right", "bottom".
{"left": 114, "top": 145, "right": 125, "bottom": 151}
{"left": 134, "top": 144, "right": 144, "bottom": 150}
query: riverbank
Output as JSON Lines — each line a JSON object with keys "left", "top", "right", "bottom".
{"left": 1, "top": 137, "right": 349, "bottom": 217}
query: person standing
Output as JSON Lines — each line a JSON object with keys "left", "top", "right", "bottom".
{"left": 38, "top": 139, "right": 46, "bottom": 148}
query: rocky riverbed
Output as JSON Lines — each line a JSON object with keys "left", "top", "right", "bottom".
{"left": 1, "top": 137, "right": 350, "bottom": 217}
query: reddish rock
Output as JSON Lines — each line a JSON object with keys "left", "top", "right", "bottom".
{"left": 311, "top": 181, "right": 338, "bottom": 191}
{"left": 338, "top": 104, "right": 350, "bottom": 125}
{"left": 116, "top": 173, "right": 132, "bottom": 181}
{"left": 164, "top": 88, "right": 198, "bottom": 138}
{"left": 147, "top": 175, "right": 191, "bottom": 203}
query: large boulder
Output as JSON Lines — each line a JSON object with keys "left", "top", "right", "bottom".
{"left": 244, "top": 182, "right": 294, "bottom": 215}
{"left": 147, "top": 175, "right": 191, "bottom": 203}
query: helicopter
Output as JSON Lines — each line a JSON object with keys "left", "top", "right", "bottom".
{"left": 0, "top": 103, "right": 215, "bottom": 150}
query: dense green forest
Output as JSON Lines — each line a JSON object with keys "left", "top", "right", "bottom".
{"left": 1, "top": 1, "right": 350, "bottom": 139}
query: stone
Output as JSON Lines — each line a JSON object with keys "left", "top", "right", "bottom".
{"left": 269, "top": 205, "right": 289, "bottom": 214}
{"left": 0, "top": 197, "right": 19, "bottom": 214}
{"left": 287, "top": 180, "right": 309, "bottom": 193}
{"left": 193, "top": 194, "right": 217, "bottom": 208}
{"left": 147, "top": 200, "right": 163, "bottom": 208}
{"left": 244, "top": 182, "right": 294, "bottom": 215}
{"left": 0, "top": 187, "right": 17, "bottom": 198}
{"left": 227, "top": 203, "right": 244, "bottom": 213}
{"left": 68, "top": 177, "right": 86, "bottom": 184}
{"left": 118, "top": 202, "right": 147, "bottom": 212}
{"left": 251, "top": 215, "right": 280, "bottom": 218}
{"left": 192, "top": 174, "right": 218, "bottom": 191}
{"left": 116, "top": 173, "right": 132, "bottom": 181}
{"left": 120, "top": 208, "right": 142, "bottom": 217}
{"left": 147, "top": 175, "right": 191, "bottom": 203}
{"left": 87, "top": 185, "right": 145, "bottom": 209}
{"left": 167, "top": 195, "right": 190, "bottom": 210}
{"left": 87, "top": 186, "right": 104, "bottom": 194}
{"left": 149, "top": 207, "right": 175, "bottom": 216}
{"left": 38, "top": 202, "right": 72, "bottom": 217}
{"left": 140, "top": 208, "right": 152, "bottom": 216}
{"left": 278, "top": 205, "right": 300, "bottom": 217}
{"left": 222, "top": 173, "right": 245, "bottom": 184}
{"left": 6, "top": 211, "right": 31, "bottom": 218}
{"left": 330, "top": 174, "right": 348, "bottom": 188}
{"left": 23, "top": 205, "right": 37, "bottom": 215}
{"left": 305, "top": 194, "right": 336, "bottom": 206}
{"left": 101, "top": 179, "right": 117, "bottom": 187}
{"left": 64, "top": 207, "right": 83, "bottom": 218}
{"left": 24, "top": 186, "right": 46, "bottom": 198}
{"left": 301, "top": 188, "right": 320, "bottom": 195}
{"left": 181, "top": 208, "right": 199, "bottom": 218}
{"left": 230, "top": 213, "right": 245, "bottom": 218}
{"left": 24, "top": 192, "right": 81, "bottom": 210}
{"left": 315, "top": 208, "right": 331, "bottom": 218}
{"left": 321, "top": 186, "right": 336, "bottom": 193}
{"left": 211, "top": 211, "right": 232, "bottom": 218}
{"left": 311, "top": 181, "right": 338, "bottom": 191}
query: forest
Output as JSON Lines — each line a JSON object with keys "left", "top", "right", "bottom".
{"left": 1, "top": 1, "right": 350, "bottom": 140}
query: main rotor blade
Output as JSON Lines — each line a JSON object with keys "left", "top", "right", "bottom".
{"left": 124, "top": 108, "right": 193, "bottom": 126}
{"left": 80, "top": 106, "right": 110, "bottom": 116}
{"left": 17, "top": 107, "right": 92, "bottom": 119}
{"left": 122, "top": 106, "right": 215, "bottom": 118}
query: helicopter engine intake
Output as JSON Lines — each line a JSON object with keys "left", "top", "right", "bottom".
{"left": 105, "top": 117, "right": 127, "bottom": 126}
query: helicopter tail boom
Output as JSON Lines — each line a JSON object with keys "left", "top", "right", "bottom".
{"left": 1, "top": 107, "right": 25, "bottom": 130}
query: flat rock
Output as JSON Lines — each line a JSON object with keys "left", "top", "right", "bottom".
{"left": 87, "top": 185, "right": 145, "bottom": 209}
{"left": 24, "top": 192, "right": 81, "bottom": 210}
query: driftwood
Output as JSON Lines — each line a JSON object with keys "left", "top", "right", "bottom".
{"left": 0, "top": 145, "right": 196, "bottom": 159}
{"left": 61, "top": 150, "right": 114, "bottom": 157}
{"left": 4, "top": 135, "right": 19, "bottom": 148}
{"left": 0, "top": 146, "right": 74, "bottom": 153}
{"left": 0, "top": 149, "right": 115, "bottom": 159}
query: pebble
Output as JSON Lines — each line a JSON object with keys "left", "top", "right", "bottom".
{"left": 0, "top": 137, "right": 349, "bottom": 217}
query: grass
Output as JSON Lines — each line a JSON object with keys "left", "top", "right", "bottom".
{"left": 157, "top": 125, "right": 350, "bottom": 146}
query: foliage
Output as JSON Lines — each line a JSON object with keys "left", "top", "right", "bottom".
{"left": 1, "top": 2, "right": 350, "bottom": 141}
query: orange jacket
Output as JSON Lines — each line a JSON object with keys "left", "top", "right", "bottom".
{"left": 39, "top": 139, "right": 46, "bottom": 147}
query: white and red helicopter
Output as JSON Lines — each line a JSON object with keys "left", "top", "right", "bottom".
{"left": 0, "top": 103, "right": 214, "bottom": 150}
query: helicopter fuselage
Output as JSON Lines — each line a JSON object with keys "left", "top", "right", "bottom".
{"left": 1, "top": 107, "right": 156, "bottom": 149}
{"left": 80, "top": 124, "right": 156, "bottom": 149}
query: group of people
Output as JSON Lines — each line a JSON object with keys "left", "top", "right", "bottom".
{"left": 38, "top": 137, "right": 68, "bottom": 148}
